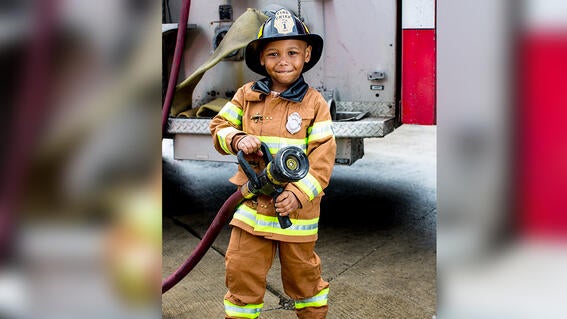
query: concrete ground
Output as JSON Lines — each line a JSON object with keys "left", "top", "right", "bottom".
{"left": 162, "top": 124, "right": 436, "bottom": 318}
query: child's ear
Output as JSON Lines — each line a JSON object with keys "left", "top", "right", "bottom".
{"left": 304, "top": 45, "right": 312, "bottom": 63}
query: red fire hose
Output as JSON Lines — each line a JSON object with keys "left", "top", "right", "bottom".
{"left": 161, "top": 143, "right": 309, "bottom": 293}
{"left": 161, "top": 0, "right": 192, "bottom": 136}
{"left": 160, "top": 0, "right": 244, "bottom": 294}
{"left": 0, "top": 0, "right": 58, "bottom": 262}
{"left": 161, "top": 190, "right": 244, "bottom": 293}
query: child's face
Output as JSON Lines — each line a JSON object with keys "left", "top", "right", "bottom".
{"left": 259, "top": 39, "right": 312, "bottom": 92}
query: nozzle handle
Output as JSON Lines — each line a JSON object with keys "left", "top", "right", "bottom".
{"left": 236, "top": 142, "right": 273, "bottom": 190}
{"left": 237, "top": 150, "right": 260, "bottom": 189}
{"left": 259, "top": 142, "right": 272, "bottom": 164}
{"left": 277, "top": 214, "right": 292, "bottom": 229}
{"left": 273, "top": 187, "right": 293, "bottom": 229}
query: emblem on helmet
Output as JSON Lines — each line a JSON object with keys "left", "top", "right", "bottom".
{"left": 273, "top": 9, "right": 294, "bottom": 35}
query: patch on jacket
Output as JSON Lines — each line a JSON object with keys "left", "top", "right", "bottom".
{"left": 286, "top": 112, "right": 302, "bottom": 134}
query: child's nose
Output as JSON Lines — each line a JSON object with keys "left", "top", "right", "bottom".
{"left": 277, "top": 56, "right": 289, "bottom": 65}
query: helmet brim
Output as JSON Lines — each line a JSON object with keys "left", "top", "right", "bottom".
{"left": 245, "top": 34, "right": 323, "bottom": 76}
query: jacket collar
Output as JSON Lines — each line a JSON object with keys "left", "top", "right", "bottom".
{"left": 251, "top": 75, "right": 309, "bottom": 102}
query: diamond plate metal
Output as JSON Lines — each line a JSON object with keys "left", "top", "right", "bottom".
{"left": 168, "top": 115, "right": 396, "bottom": 138}
{"left": 332, "top": 116, "right": 396, "bottom": 138}
{"left": 336, "top": 101, "right": 395, "bottom": 117}
{"left": 168, "top": 118, "right": 212, "bottom": 134}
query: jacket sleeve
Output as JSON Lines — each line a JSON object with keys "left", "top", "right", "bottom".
{"left": 286, "top": 90, "right": 336, "bottom": 207}
{"left": 209, "top": 87, "right": 247, "bottom": 155}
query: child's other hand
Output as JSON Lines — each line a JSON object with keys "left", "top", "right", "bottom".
{"left": 237, "top": 135, "right": 263, "bottom": 156}
{"left": 274, "top": 191, "right": 300, "bottom": 217}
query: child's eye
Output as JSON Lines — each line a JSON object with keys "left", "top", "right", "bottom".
{"left": 288, "top": 51, "right": 299, "bottom": 56}
{"left": 267, "top": 52, "right": 279, "bottom": 57}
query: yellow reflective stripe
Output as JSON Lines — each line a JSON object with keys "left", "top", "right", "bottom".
{"left": 233, "top": 204, "right": 319, "bottom": 236}
{"left": 307, "top": 120, "right": 334, "bottom": 142}
{"left": 233, "top": 204, "right": 257, "bottom": 227}
{"left": 224, "top": 299, "right": 263, "bottom": 319}
{"left": 218, "top": 101, "right": 243, "bottom": 127}
{"left": 255, "top": 214, "right": 319, "bottom": 236}
{"left": 257, "top": 24, "right": 263, "bottom": 39}
{"left": 295, "top": 287, "right": 329, "bottom": 309}
{"left": 302, "top": 21, "right": 310, "bottom": 33}
{"left": 293, "top": 173, "right": 322, "bottom": 201}
{"left": 259, "top": 136, "right": 307, "bottom": 155}
{"left": 217, "top": 127, "right": 240, "bottom": 154}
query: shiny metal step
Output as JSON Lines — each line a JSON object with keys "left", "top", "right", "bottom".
{"left": 166, "top": 115, "right": 396, "bottom": 165}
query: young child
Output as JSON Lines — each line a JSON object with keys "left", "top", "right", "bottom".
{"left": 209, "top": 7, "right": 336, "bottom": 319}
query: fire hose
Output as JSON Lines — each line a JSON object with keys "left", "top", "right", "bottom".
{"left": 0, "top": 0, "right": 58, "bottom": 261}
{"left": 161, "top": 189, "right": 243, "bottom": 293}
{"left": 162, "top": 143, "right": 309, "bottom": 293}
{"left": 161, "top": 0, "right": 192, "bottom": 136}
{"left": 159, "top": 3, "right": 277, "bottom": 294}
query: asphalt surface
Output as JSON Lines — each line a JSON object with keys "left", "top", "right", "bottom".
{"left": 162, "top": 124, "right": 436, "bottom": 318}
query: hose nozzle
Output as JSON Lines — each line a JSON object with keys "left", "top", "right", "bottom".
{"left": 238, "top": 143, "right": 309, "bottom": 228}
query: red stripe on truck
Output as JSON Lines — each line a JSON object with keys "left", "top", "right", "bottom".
{"left": 401, "top": 28, "right": 436, "bottom": 125}
{"left": 518, "top": 32, "right": 567, "bottom": 239}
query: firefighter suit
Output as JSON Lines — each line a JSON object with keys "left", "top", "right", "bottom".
{"left": 210, "top": 74, "right": 336, "bottom": 319}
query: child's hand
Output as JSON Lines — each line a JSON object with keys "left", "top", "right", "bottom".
{"left": 237, "top": 135, "right": 263, "bottom": 156}
{"left": 274, "top": 191, "right": 300, "bottom": 217}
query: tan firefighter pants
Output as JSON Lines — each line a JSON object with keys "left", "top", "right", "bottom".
{"left": 224, "top": 227, "right": 329, "bottom": 319}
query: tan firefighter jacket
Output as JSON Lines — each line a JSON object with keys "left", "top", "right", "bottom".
{"left": 210, "top": 76, "right": 336, "bottom": 242}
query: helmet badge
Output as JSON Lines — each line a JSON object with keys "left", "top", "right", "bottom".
{"left": 273, "top": 9, "right": 294, "bottom": 35}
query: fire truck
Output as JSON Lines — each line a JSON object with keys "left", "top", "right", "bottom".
{"left": 162, "top": 0, "right": 436, "bottom": 165}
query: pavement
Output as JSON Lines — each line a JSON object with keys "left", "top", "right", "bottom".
{"left": 161, "top": 124, "right": 437, "bottom": 318}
